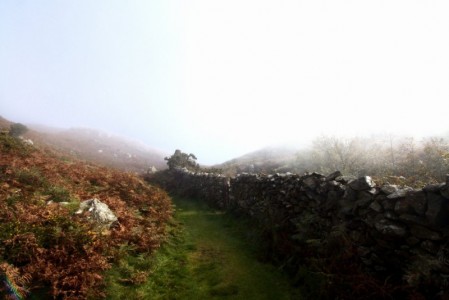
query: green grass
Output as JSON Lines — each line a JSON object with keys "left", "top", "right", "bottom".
{"left": 105, "top": 197, "right": 300, "bottom": 299}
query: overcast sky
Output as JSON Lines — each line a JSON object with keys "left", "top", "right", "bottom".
{"left": 1, "top": 1, "right": 448, "bottom": 164}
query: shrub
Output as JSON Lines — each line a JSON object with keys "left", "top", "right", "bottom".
{"left": 45, "top": 185, "right": 73, "bottom": 203}
{"left": 9, "top": 123, "right": 28, "bottom": 138}
{"left": 16, "top": 168, "right": 46, "bottom": 187}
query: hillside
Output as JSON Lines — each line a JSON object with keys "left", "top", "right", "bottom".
{"left": 0, "top": 129, "right": 172, "bottom": 298}
{"left": 217, "top": 147, "right": 298, "bottom": 176}
{"left": 26, "top": 127, "right": 167, "bottom": 173}
{"left": 0, "top": 117, "right": 167, "bottom": 174}
{"left": 0, "top": 116, "right": 11, "bottom": 129}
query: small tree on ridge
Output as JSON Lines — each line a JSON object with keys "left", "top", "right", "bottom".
{"left": 165, "top": 149, "right": 199, "bottom": 171}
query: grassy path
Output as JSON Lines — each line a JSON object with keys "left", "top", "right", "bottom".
{"left": 106, "top": 197, "right": 300, "bottom": 299}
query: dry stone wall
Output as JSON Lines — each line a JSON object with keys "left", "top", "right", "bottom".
{"left": 162, "top": 167, "right": 449, "bottom": 292}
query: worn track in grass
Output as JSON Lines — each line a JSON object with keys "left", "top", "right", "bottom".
{"left": 106, "top": 197, "right": 300, "bottom": 299}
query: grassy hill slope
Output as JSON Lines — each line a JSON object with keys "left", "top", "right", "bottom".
{"left": 26, "top": 127, "right": 167, "bottom": 174}
{"left": 0, "top": 130, "right": 172, "bottom": 299}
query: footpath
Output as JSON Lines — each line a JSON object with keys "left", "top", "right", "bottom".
{"left": 107, "top": 197, "right": 300, "bottom": 299}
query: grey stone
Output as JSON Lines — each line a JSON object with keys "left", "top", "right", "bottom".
{"left": 326, "top": 171, "right": 342, "bottom": 181}
{"left": 302, "top": 176, "right": 317, "bottom": 189}
{"left": 421, "top": 240, "right": 439, "bottom": 254}
{"left": 343, "top": 187, "right": 357, "bottom": 201}
{"left": 335, "top": 175, "right": 356, "bottom": 184}
{"left": 374, "top": 218, "right": 407, "bottom": 237}
{"left": 423, "top": 183, "right": 445, "bottom": 192}
{"left": 387, "top": 187, "right": 414, "bottom": 199}
{"left": 374, "top": 265, "right": 387, "bottom": 272}
{"left": 349, "top": 176, "right": 376, "bottom": 191}
{"left": 381, "top": 198, "right": 397, "bottom": 211}
{"left": 327, "top": 180, "right": 339, "bottom": 187}
{"left": 76, "top": 198, "right": 118, "bottom": 228}
{"left": 357, "top": 246, "right": 371, "bottom": 257}
{"left": 339, "top": 199, "right": 355, "bottom": 216}
{"left": 381, "top": 184, "right": 399, "bottom": 195}
{"left": 369, "top": 201, "right": 383, "bottom": 213}
{"left": 426, "top": 193, "right": 449, "bottom": 227}
{"left": 367, "top": 188, "right": 378, "bottom": 195}
{"left": 361, "top": 257, "right": 373, "bottom": 266}
{"left": 355, "top": 192, "right": 374, "bottom": 208}
{"left": 394, "top": 191, "right": 427, "bottom": 216}
{"left": 442, "top": 187, "right": 449, "bottom": 200}
{"left": 410, "top": 225, "right": 442, "bottom": 241}
{"left": 398, "top": 214, "right": 427, "bottom": 226}
{"left": 384, "top": 210, "right": 399, "bottom": 220}
{"left": 406, "top": 237, "right": 420, "bottom": 246}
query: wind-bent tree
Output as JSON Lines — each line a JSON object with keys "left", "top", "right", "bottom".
{"left": 165, "top": 149, "right": 199, "bottom": 171}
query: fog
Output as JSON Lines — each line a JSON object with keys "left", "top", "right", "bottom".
{"left": 1, "top": 1, "right": 448, "bottom": 165}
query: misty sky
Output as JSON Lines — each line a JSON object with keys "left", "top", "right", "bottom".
{"left": 1, "top": 1, "right": 448, "bottom": 164}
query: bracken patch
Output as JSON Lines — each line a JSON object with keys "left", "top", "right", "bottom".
{"left": 0, "top": 133, "right": 172, "bottom": 299}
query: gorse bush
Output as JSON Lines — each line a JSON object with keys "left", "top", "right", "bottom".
{"left": 16, "top": 168, "right": 46, "bottom": 187}
{"left": 9, "top": 123, "right": 28, "bottom": 138}
{"left": 0, "top": 133, "right": 31, "bottom": 156}
{"left": 45, "top": 185, "right": 72, "bottom": 203}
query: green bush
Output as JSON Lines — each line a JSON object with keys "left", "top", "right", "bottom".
{"left": 17, "top": 168, "right": 46, "bottom": 187}
{"left": 9, "top": 123, "right": 28, "bottom": 138}
{"left": 45, "top": 186, "right": 73, "bottom": 203}
{"left": 0, "top": 134, "right": 30, "bottom": 156}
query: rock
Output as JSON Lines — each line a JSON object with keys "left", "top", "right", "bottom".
{"left": 421, "top": 240, "right": 439, "bottom": 255}
{"left": 423, "top": 183, "right": 445, "bottom": 192}
{"left": 327, "top": 180, "right": 338, "bottom": 187}
{"left": 339, "top": 199, "right": 355, "bottom": 216}
{"left": 406, "top": 237, "right": 420, "bottom": 246}
{"left": 343, "top": 187, "right": 357, "bottom": 201}
{"left": 426, "top": 193, "right": 449, "bottom": 227}
{"left": 442, "top": 188, "right": 449, "bottom": 200}
{"left": 76, "top": 198, "right": 118, "bottom": 228}
{"left": 349, "top": 176, "right": 376, "bottom": 191}
{"left": 387, "top": 187, "right": 414, "bottom": 199}
{"left": 379, "top": 197, "right": 396, "bottom": 211}
{"left": 398, "top": 214, "right": 427, "bottom": 226}
{"left": 22, "top": 138, "right": 34, "bottom": 146}
{"left": 381, "top": 184, "right": 399, "bottom": 195}
{"left": 335, "top": 175, "right": 356, "bottom": 184}
{"left": 355, "top": 191, "right": 374, "bottom": 208}
{"left": 384, "top": 211, "right": 399, "bottom": 220}
{"left": 367, "top": 188, "right": 378, "bottom": 195}
{"left": 374, "top": 218, "right": 407, "bottom": 237}
{"left": 394, "top": 191, "right": 427, "bottom": 216}
{"left": 302, "top": 177, "right": 316, "bottom": 189}
{"left": 326, "top": 171, "right": 342, "bottom": 181}
{"left": 324, "top": 191, "right": 339, "bottom": 211}
{"left": 410, "top": 225, "right": 442, "bottom": 241}
{"left": 369, "top": 201, "right": 383, "bottom": 213}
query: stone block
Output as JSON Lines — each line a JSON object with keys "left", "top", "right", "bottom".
{"left": 374, "top": 218, "right": 407, "bottom": 237}
{"left": 426, "top": 193, "right": 449, "bottom": 227}
{"left": 349, "top": 176, "right": 376, "bottom": 191}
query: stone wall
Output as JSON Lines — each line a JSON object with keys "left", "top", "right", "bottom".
{"left": 159, "top": 167, "right": 449, "bottom": 294}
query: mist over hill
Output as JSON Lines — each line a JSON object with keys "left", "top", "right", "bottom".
{"left": 217, "top": 146, "right": 299, "bottom": 176}
{"left": 216, "top": 133, "right": 449, "bottom": 187}
{"left": 0, "top": 116, "right": 167, "bottom": 173}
